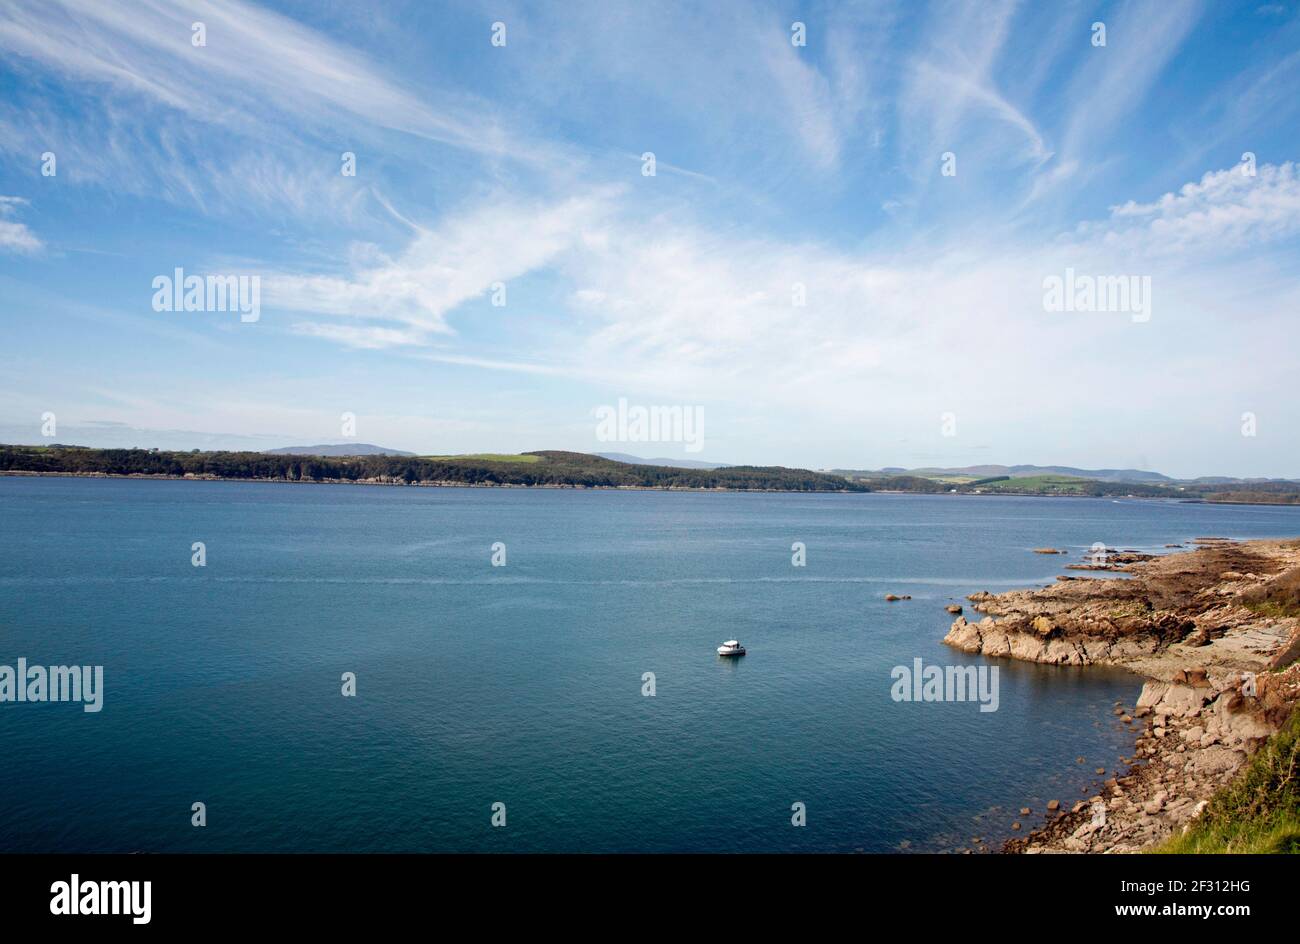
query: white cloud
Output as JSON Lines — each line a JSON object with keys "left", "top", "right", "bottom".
{"left": 1099, "top": 162, "right": 1300, "bottom": 254}
{"left": 266, "top": 191, "right": 617, "bottom": 343}
{"left": 289, "top": 322, "right": 430, "bottom": 350}
{"left": 269, "top": 162, "right": 1300, "bottom": 432}
{"left": 499, "top": 158, "right": 1300, "bottom": 466}
{"left": 0, "top": 195, "right": 41, "bottom": 253}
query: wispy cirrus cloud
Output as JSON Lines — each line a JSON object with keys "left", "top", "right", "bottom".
{"left": 494, "top": 0, "right": 886, "bottom": 179}
{"left": 268, "top": 191, "right": 617, "bottom": 347}
{"left": 898, "top": 1, "right": 1049, "bottom": 172}
{"left": 259, "top": 156, "right": 1300, "bottom": 447}
{"left": 1045, "top": 0, "right": 1205, "bottom": 192}
{"left": 0, "top": 0, "right": 569, "bottom": 223}
{"left": 0, "top": 0, "right": 514, "bottom": 154}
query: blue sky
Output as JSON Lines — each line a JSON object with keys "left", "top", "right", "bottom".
{"left": 1, "top": 0, "right": 1299, "bottom": 477}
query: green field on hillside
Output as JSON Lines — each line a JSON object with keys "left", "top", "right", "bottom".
{"left": 422, "top": 453, "right": 542, "bottom": 464}
{"left": 974, "top": 475, "right": 1094, "bottom": 493}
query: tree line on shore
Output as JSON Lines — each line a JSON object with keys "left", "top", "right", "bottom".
{"left": 0, "top": 446, "right": 865, "bottom": 492}
{"left": 3, "top": 445, "right": 1298, "bottom": 502}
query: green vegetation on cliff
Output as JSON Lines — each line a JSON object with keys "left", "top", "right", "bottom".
{"left": 1156, "top": 704, "right": 1300, "bottom": 854}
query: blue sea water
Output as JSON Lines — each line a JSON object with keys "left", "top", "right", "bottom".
{"left": 2, "top": 476, "right": 1300, "bottom": 853}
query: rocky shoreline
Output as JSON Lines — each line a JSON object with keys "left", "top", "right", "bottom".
{"left": 943, "top": 538, "right": 1300, "bottom": 853}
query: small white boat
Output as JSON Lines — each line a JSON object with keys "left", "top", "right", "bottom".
{"left": 716, "top": 639, "right": 746, "bottom": 657}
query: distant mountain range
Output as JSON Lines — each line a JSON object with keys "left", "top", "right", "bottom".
{"left": 908, "top": 464, "right": 1173, "bottom": 483}
{"left": 596, "top": 452, "right": 728, "bottom": 470}
{"left": 833, "top": 463, "right": 1300, "bottom": 486}
{"left": 255, "top": 452, "right": 1294, "bottom": 483}
{"left": 266, "top": 443, "right": 415, "bottom": 457}
{"left": 835, "top": 464, "right": 1173, "bottom": 483}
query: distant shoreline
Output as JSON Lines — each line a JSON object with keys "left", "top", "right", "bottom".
{"left": 4, "top": 445, "right": 1300, "bottom": 504}
{"left": 7, "top": 469, "right": 1300, "bottom": 505}
{"left": 0, "top": 469, "right": 850, "bottom": 493}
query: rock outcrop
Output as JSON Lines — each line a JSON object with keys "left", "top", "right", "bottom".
{"left": 1005, "top": 664, "right": 1300, "bottom": 853}
{"left": 942, "top": 539, "right": 1300, "bottom": 853}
